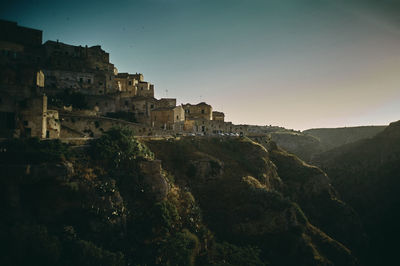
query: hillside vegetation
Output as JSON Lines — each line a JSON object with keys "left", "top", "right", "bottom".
{"left": 312, "top": 120, "right": 400, "bottom": 265}
{"left": 0, "top": 129, "right": 364, "bottom": 265}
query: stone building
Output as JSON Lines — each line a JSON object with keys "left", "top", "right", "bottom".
{"left": 0, "top": 21, "right": 60, "bottom": 139}
{"left": 151, "top": 106, "right": 185, "bottom": 130}
{"left": 156, "top": 98, "right": 176, "bottom": 108}
{"left": 18, "top": 95, "right": 48, "bottom": 138}
{"left": 136, "top": 81, "right": 154, "bottom": 97}
{"left": 115, "top": 72, "right": 143, "bottom": 93}
{"left": 212, "top": 111, "right": 225, "bottom": 122}
{"left": 0, "top": 20, "right": 45, "bottom": 98}
{"left": 46, "top": 109, "right": 61, "bottom": 138}
{"left": 182, "top": 102, "right": 212, "bottom": 121}
{"left": 42, "top": 41, "right": 116, "bottom": 95}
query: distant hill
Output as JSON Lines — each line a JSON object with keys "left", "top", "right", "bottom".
{"left": 303, "top": 126, "right": 386, "bottom": 151}
{"left": 312, "top": 120, "right": 400, "bottom": 266}
{"left": 269, "top": 131, "right": 323, "bottom": 162}
{"left": 269, "top": 125, "right": 387, "bottom": 162}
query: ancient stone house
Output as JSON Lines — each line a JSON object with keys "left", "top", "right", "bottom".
{"left": 212, "top": 111, "right": 225, "bottom": 122}
{"left": 182, "top": 102, "right": 212, "bottom": 121}
{"left": 0, "top": 20, "right": 60, "bottom": 139}
{"left": 156, "top": 98, "right": 176, "bottom": 108}
{"left": 115, "top": 72, "right": 143, "bottom": 93}
{"left": 136, "top": 81, "right": 154, "bottom": 97}
{"left": 42, "top": 41, "right": 116, "bottom": 95}
{"left": 19, "top": 95, "right": 60, "bottom": 139}
{"left": 151, "top": 106, "right": 185, "bottom": 130}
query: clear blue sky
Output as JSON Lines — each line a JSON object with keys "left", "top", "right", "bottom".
{"left": 2, "top": 0, "right": 400, "bottom": 130}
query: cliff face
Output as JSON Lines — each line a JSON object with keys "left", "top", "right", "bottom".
{"left": 0, "top": 133, "right": 363, "bottom": 265}
{"left": 311, "top": 120, "right": 400, "bottom": 265}
{"left": 146, "top": 137, "right": 360, "bottom": 265}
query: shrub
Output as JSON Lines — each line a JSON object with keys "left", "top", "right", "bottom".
{"left": 161, "top": 229, "right": 200, "bottom": 266}
{"left": 89, "top": 127, "right": 154, "bottom": 168}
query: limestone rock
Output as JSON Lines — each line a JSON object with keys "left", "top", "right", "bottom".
{"left": 139, "top": 160, "right": 169, "bottom": 201}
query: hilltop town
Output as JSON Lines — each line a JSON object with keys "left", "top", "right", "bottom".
{"left": 0, "top": 20, "right": 275, "bottom": 140}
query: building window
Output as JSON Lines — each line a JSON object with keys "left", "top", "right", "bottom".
{"left": 128, "top": 81, "right": 132, "bottom": 85}
{"left": 23, "top": 121, "right": 28, "bottom": 126}
{"left": 79, "top": 78, "right": 83, "bottom": 83}
{"left": 125, "top": 101, "right": 129, "bottom": 106}
{"left": 176, "top": 115, "right": 179, "bottom": 120}
{"left": 201, "top": 109, "right": 205, "bottom": 114}
{"left": 87, "top": 78, "right": 91, "bottom": 84}
{"left": 150, "top": 104, "right": 154, "bottom": 108}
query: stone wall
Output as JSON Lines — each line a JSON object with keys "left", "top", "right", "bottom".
{"left": 212, "top": 111, "right": 225, "bottom": 121}
{"left": 46, "top": 109, "right": 60, "bottom": 139}
{"left": 183, "top": 119, "right": 248, "bottom": 135}
{"left": 115, "top": 73, "right": 139, "bottom": 93}
{"left": 151, "top": 106, "right": 184, "bottom": 130}
{"left": 136, "top": 82, "right": 154, "bottom": 97}
{"left": 43, "top": 41, "right": 116, "bottom": 95}
{"left": 0, "top": 20, "right": 42, "bottom": 47}
{"left": 60, "top": 114, "right": 156, "bottom": 138}
{"left": 182, "top": 102, "right": 212, "bottom": 120}
{"left": 85, "top": 95, "right": 117, "bottom": 114}
{"left": 19, "top": 95, "right": 47, "bottom": 138}
{"left": 156, "top": 98, "right": 176, "bottom": 108}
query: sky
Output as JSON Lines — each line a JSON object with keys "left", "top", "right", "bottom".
{"left": 1, "top": 0, "right": 400, "bottom": 130}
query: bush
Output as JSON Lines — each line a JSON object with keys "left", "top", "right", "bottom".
{"left": 161, "top": 229, "right": 200, "bottom": 266}
{"left": 89, "top": 127, "right": 154, "bottom": 168}
{"left": 211, "top": 241, "right": 266, "bottom": 266}
{"left": 65, "top": 239, "right": 125, "bottom": 266}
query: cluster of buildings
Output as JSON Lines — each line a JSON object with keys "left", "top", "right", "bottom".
{"left": 0, "top": 20, "right": 249, "bottom": 139}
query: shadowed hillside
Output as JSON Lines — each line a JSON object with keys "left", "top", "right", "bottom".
{"left": 0, "top": 130, "right": 368, "bottom": 265}
{"left": 303, "top": 126, "right": 386, "bottom": 152}
{"left": 269, "top": 126, "right": 386, "bottom": 163}
{"left": 146, "top": 137, "right": 362, "bottom": 265}
{"left": 312, "top": 120, "right": 400, "bottom": 266}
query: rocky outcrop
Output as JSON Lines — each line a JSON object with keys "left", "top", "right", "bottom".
{"left": 145, "top": 137, "right": 359, "bottom": 265}
{"left": 139, "top": 160, "right": 169, "bottom": 201}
